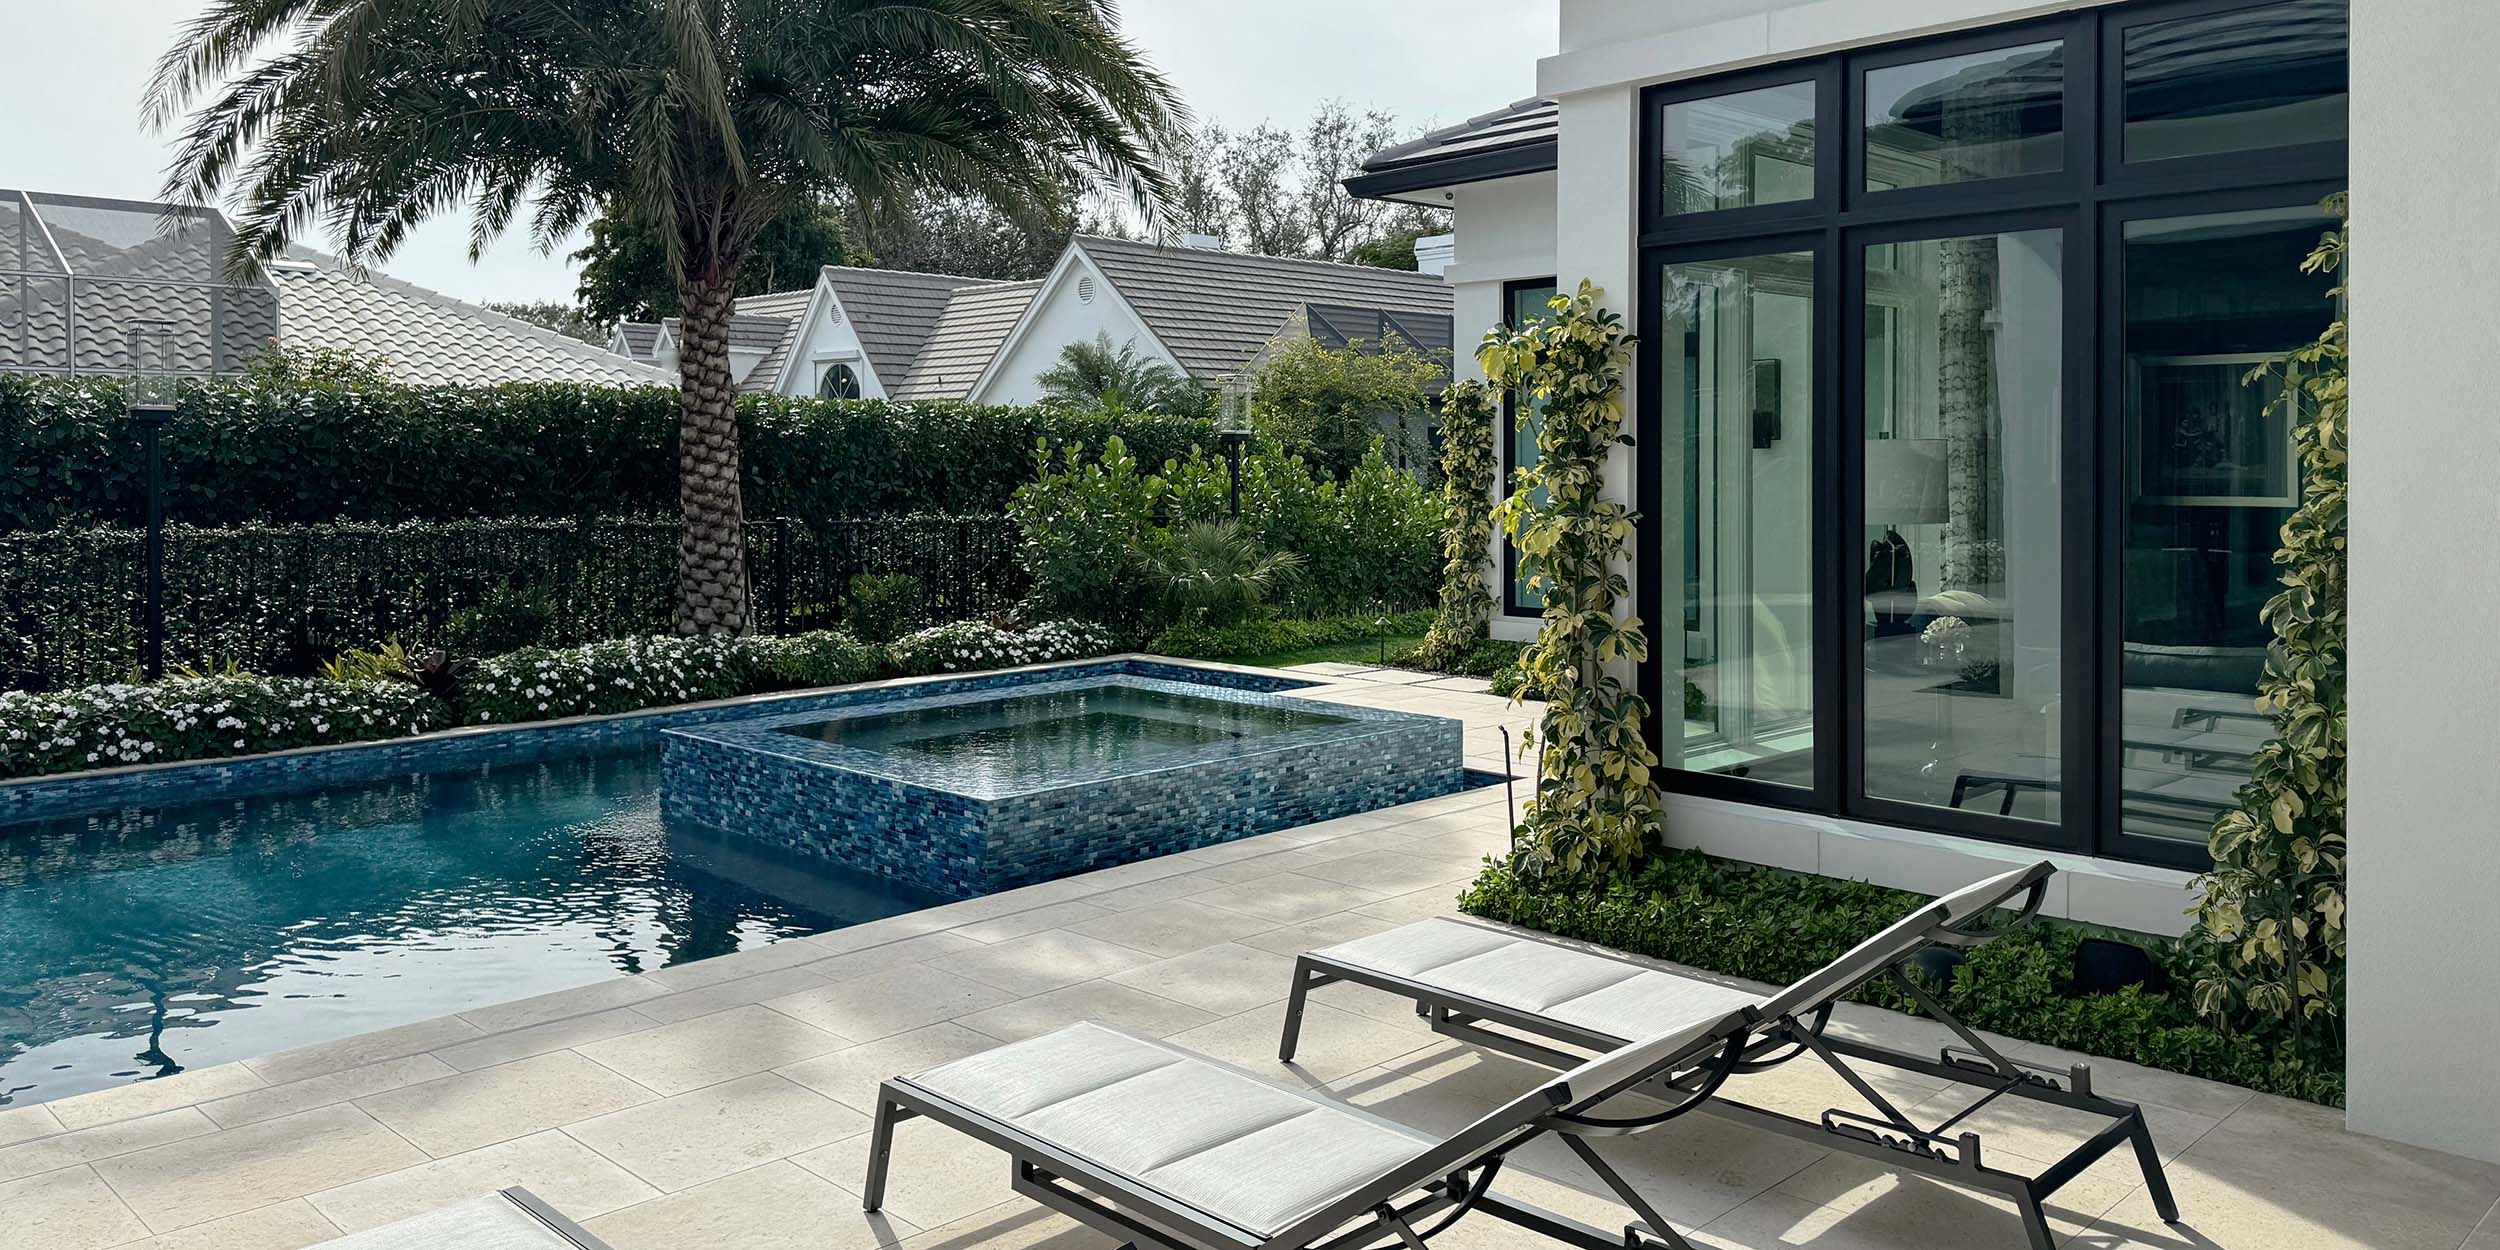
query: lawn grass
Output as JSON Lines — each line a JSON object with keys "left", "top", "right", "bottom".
{"left": 1222, "top": 631, "right": 1427, "bottom": 671}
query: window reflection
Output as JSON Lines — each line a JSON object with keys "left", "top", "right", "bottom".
{"left": 2125, "top": 1, "right": 2347, "bottom": 162}
{"left": 1861, "top": 230, "right": 2064, "bottom": 821}
{"left": 2119, "top": 206, "right": 2336, "bottom": 844}
{"left": 1865, "top": 42, "right": 2064, "bottom": 190}
{"left": 1665, "top": 252, "right": 1815, "bottom": 785}
{"left": 1660, "top": 82, "right": 1817, "bottom": 216}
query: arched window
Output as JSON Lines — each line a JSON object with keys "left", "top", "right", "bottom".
{"left": 818, "top": 362, "right": 861, "bottom": 400}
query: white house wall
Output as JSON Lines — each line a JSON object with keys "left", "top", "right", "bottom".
{"left": 783, "top": 285, "right": 889, "bottom": 399}
{"left": 973, "top": 252, "right": 1173, "bottom": 406}
{"left": 2347, "top": 0, "right": 2500, "bottom": 1166}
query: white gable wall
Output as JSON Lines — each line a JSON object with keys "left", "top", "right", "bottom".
{"left": 778, "top": 282, "right": 889, "bottom": 399}
{"left": 972, "top": 250, "right": 1177, "bottom": 406}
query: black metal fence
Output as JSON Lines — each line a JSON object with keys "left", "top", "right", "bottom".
{"left": 0, "top": 515, "right": 1024, "bottom": 692}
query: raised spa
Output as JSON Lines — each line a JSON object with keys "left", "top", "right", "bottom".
{"left": 659, "top": 672, "right": 1464, "bottom": 896}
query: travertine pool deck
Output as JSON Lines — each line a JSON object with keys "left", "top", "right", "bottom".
{"left": 4, "top": 665, "right": 2493, "bottom": 1250}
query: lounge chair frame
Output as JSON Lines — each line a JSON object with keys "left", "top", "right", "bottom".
{"left": 866, "top": 1020, "right": 1766, "bottom": 1250}
{"left": 1279, "top": 872, "right": 2180, "bottom": 1250}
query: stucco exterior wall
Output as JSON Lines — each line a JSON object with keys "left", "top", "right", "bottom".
{"left": 785, "top": 287, "right": 889, "bottom": 400}
{"left": 1443, "top": 173, "right": 1560, "bottom": 643}
{"left": 2344, "top": 0, "right": 2500, "bottom": 1166}
{"left": 972, "top": 253, "right": 1172, "bottom": 407}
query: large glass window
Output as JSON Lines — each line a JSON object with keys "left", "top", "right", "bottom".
{"left": 1504, "top": 280, "right": 1559, "bottom": 613}
{"left": 2118, "top": 205, "right": 2338, "bottom": 846}
{"left": 2123, "top": 1, "right": 2348, "bottom": 163}
{"left": 1642, "top": 0, "right": 2344, "bottom": 866}
{"left": 1659, "top": 83, "right": 1817, "bottom": 216}
{"left": 1860, "top": 230, "right": 2065, "bottom": 821}
{"left": 1665, "top": 252, "right": 1815, "bottom": 785}
{"left": 1864, "top": 41, "right": 2065, "bottom": 191}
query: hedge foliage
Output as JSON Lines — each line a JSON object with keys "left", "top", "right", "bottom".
{"left": 0, "top": 515, "right": 1021, "bottom": 692}
{"left": 1460, "top": 851, "right": 2345, "bottom": 1106}
{"left": 3, "top": 620, "right": 1122, "bottom": 780}
{"left": 0, "top": 373, "right": 1212, "bottom": 530}
{"left": 1147, "top": 610, "right": 1435, "bottom": 663}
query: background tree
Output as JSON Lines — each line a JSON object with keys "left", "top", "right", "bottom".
{"left": 840, "top": 187, "right": 1136, "bottom": 282}
{"left": 1214, "top": 123, "right": 1310, "bottom": 258}
{"left": 1250, "top": 335, "right": 1446, "bottom": 477}
{"left": 1036, "top": 335, "right": 1212, "bottom": 418}
{"left": 1167, "top": 102, "right": 1449, "bottom": 265}
{"left": 483, "top": 301, "right": 605, "bottom": 344}
{"left": 152, "top": 0, "right": 1181, "bottom": 637}
{"left": 1301, "top": 102, "right": 1402, "bottom": 261}
{"left": 572, "top": 199, "right": 854, "bottom": 327}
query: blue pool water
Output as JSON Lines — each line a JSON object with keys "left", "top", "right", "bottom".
{"left": 0, "top": 749, "right": 945, "bottom": 1108}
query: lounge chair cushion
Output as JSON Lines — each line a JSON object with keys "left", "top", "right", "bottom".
{"left": 902, "top": 1023, "right": 1431, "bottom": 1237}
{"left": 1316, "top": 918, "right": 1762, "bottom": 1043}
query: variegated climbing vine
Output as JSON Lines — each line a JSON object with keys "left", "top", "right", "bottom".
{"left": 2193, "top": 197, "right": 2348, "bottom": 1038}
{"left": 1415, "top": 381, "right": 1498, "bottom": 670}
{"left": 1485, "top": 282, "right": 1661, "bottom": 881}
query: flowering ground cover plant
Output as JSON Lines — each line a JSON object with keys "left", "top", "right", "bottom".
{"left": 890, "top": 619, "right": 1119, "bottom": 676}
{"left": 0, "top": 675, "right": 449, "bottom": 779}
{"left": 461, "top": 636, "right": 748, "bottom": 725}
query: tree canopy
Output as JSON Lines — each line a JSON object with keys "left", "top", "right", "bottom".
{"left": 574, "top": 199, "right": 854, "bottom": 326}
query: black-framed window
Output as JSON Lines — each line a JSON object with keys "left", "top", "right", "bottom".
{"left": 1500, "top": 277, "right": 1560, "bottom": 616}
{"left": 1634, "top": 0, "right": 2346, "bottom": 869}
{"left": 818, "top": 361, "right": 862, "bottom": 400}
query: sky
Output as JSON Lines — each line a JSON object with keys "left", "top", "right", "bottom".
{"left": 0, "top": 1, "right": 1555, "bottom": 306}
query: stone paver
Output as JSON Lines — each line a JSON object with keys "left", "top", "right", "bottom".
{"left": 11, "top": 669, "right": 2490, "bottom": 1250}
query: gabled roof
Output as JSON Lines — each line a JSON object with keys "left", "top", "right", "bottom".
{"left": 892, "top": 279, "right": 1042, "bottom": 401}
{"left": 731, "top": 286, "right": 816, "bottom": 393}
{"left": 816, "top": 267, "right": 993, "bottom": 392}
{"left": 1070, "top": 236, "right": 1452, "bottom": 379}
{"left": 269, "top": 255, "right": 669, "bottom": 388}
{"left": 1344, "top": 98, "right": 1558, "bottom": 201}
{"left": 612, "top": 322, "right": 662, "bottom": 357}
{"left": 655, "top": 313, "right": 792, "bottom": 350}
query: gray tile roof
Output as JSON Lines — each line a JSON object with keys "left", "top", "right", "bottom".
{"left": 732, "top": 286, "right": 817, "bottom": 393}
{"left": 892, "top": 279, "right": 1042, "bottom": 401}
{"left": 657, "top": 313, "right": 793, "bottom": 350}
{"left": 269, "top": 258, "right": 670, "bottom": 387}
{"left": 1345, "top": 98, "right": 1557, "bottom": 198}
{"left": 613, "top": 322, "right": 662, "bottom": 357}
{"left": 1073, "top": 236, "right": 1452, "bottom": 379}
{"left": 817, "top": 267, "right": 990, "bottom": 393}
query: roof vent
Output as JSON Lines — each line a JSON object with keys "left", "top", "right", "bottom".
{"left": 1077, "top": 275, "right": 1097, "bottom": 304}
{"left": 1180, "top": 233, "right": 1225, "bottom": 251}
{"left": 825, "top": 302, "right": 843, "bottom": 326}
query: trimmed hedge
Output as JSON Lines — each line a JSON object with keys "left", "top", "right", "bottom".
{"left": 0, "top": 373, "right": 1212, "bottom": 530}
{"left": 2, "top": 621, "right": 1122, "bottom": 781}
{"left": 1460, "top": 850, "right": 2345, "bottom": 1106}
{"left": 1147, "top": 610, "right": 1436, "bottom": 662}
{"left": 0, "top": 515, "right": 1021, "bottom": 692}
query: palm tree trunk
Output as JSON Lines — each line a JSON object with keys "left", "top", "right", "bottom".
{"left": 673, "top": 268, "right": 749, "bottom": 636}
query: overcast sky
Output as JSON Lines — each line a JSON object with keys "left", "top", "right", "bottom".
{"left": 0, "top": 1, "right": 1554, "bottom": 306}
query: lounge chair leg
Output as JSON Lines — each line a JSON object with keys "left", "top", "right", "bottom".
{"left": 2015, "top": 1191, "right": 2056, "bottom": 1250}
{"left": 862, "top": 1096, "right": 902, "bottom": 1213}
{"left": 1280, "top": 960, "right": 1319, "bottom": 1062}
{"left": 2126, "top": 1109, "right": 2182, "bottom": 1223}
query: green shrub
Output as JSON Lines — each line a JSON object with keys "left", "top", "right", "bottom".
{"left": 840, "top": 574, "right": 925, "bottom": 645}
{"left": 1459, "top": 852, "right": 2346, "bottom": 1107}
{"left": 1401, "top": 638, "right": 1520, "bottom": 679}
{"left": 889, "top": 619, "right": 1119, "bottom": 676}
{"left": 1249, "top": 336, "right": 1446, "bottom": 479}
{"left": 0, "top": 675, "right": 450, "bottom": 780}
{"left": 461, "top": 636, "right": 746, "bottom": 725}
{"left": 444, "top": 587, "right": 558, "bottom": 655}
{"left": 737, "top": 630, "right": 888, "bottom": 691}
{"left": 0, "top": 373, "right": 1212, "bottom": 531}
{"left": 1129, "top": 520, "right": 1305, "bottom": 629}
{"left": 1148, "top": 610, "right": 1434, "bottom": 662}
{"left": 1009, "top": 437, "right": 1167, "bottom": 632}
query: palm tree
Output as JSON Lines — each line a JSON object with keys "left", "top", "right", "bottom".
{"left": 1036, "top": 333, "right": 1212, "bottom": 417}
{"left": 148, "top": 0, "right": 1183, "bottom": 635}
{"left": 1130, "top": 520, "right": 1304, "bottom": 628}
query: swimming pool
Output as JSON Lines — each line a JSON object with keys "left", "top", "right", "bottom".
{"left": 0, "top": 748, "right": 945, "bottom": 1108}
{"left": 0, "top": 659, "right": 1463, "bottom": 1108}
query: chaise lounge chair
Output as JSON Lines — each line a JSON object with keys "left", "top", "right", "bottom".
{"left": 1280, "top": 860, "right": 2181, "bottom": 1250}
{"left": 865, "top": 1010, "right": 1754, "bottom": 1250}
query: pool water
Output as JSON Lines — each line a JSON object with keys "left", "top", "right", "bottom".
{"left": 0, "top": 750, "right": 944, "bottom": 1108}
{"left": 776, "top": 685, "right": 1354, "bottom": 793}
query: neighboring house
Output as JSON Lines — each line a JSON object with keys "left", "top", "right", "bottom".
{"left": 609, "top": 237, "right": 1453, "bottom": 406}
{"left": 1348, "top": 0, "right": 2500, "bottom": 1167}
{"left": 2, "top": 190, "right": 666, "bottom": 387}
